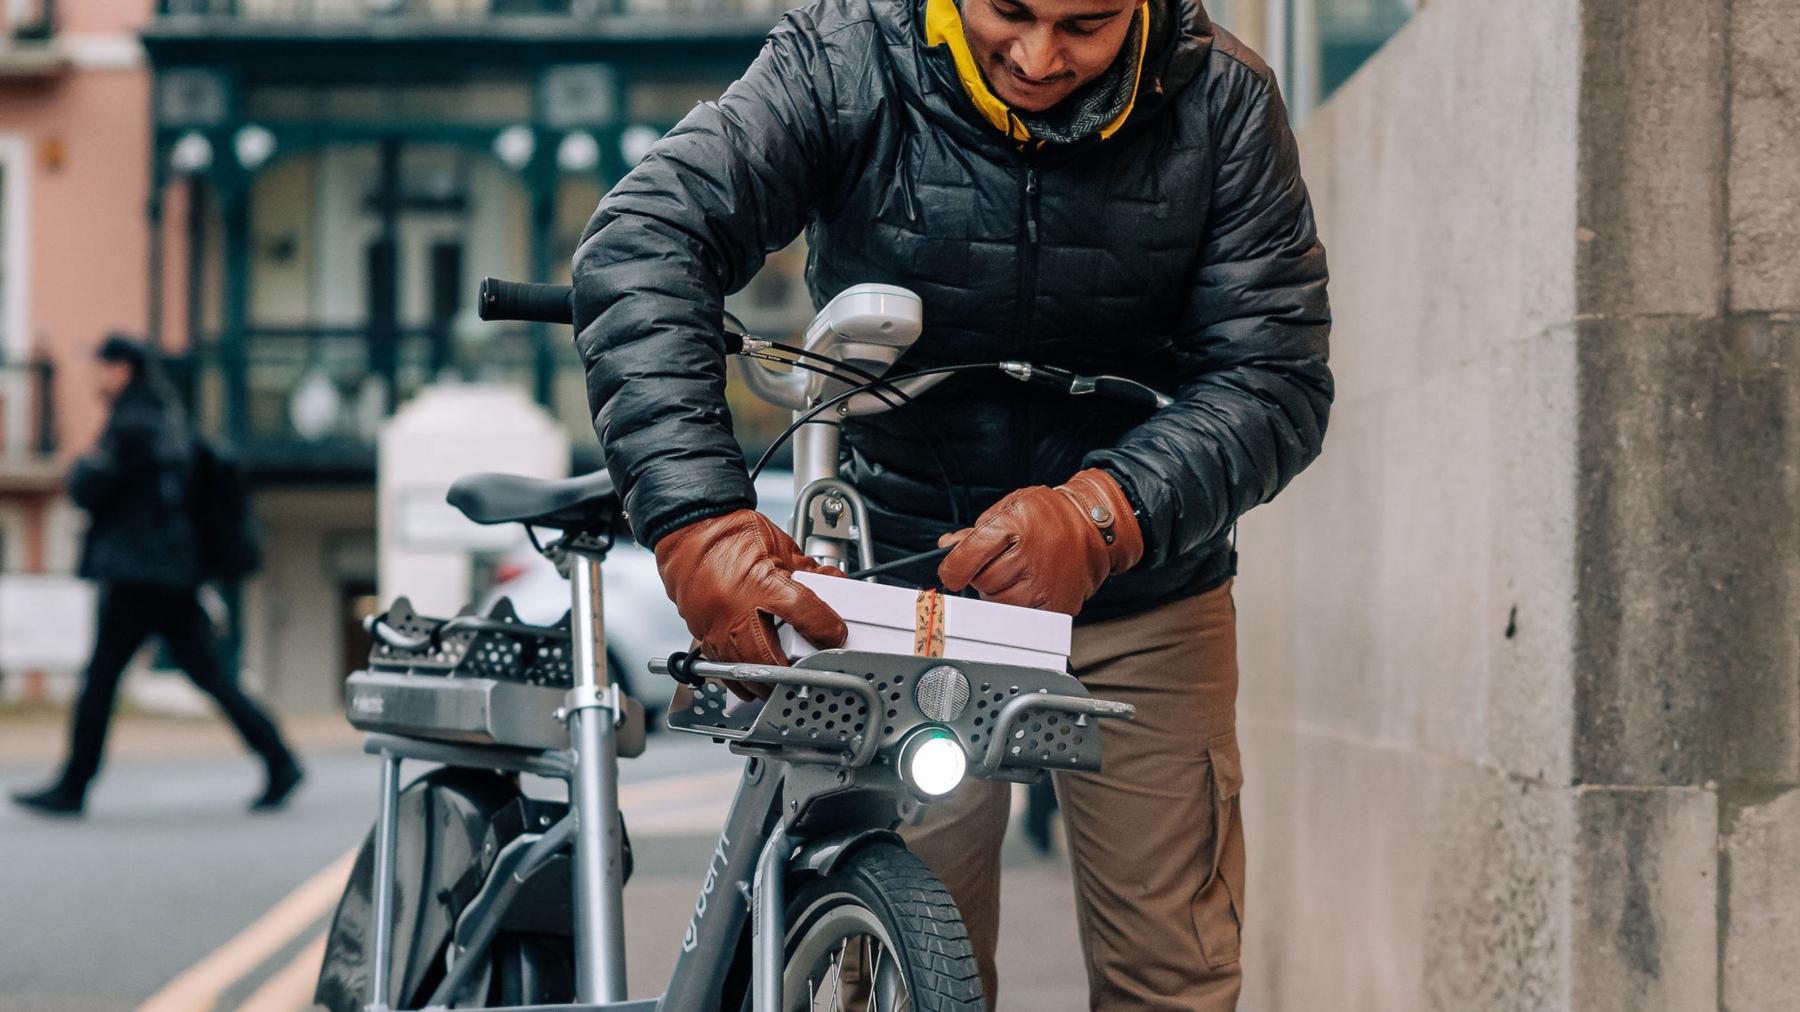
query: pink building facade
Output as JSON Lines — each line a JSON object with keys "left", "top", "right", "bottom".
{"left": 0, "top": 1, "right": 192, "bottom": 693}
{"left": 2, "top": 0, "right": 790, "bottom": 710}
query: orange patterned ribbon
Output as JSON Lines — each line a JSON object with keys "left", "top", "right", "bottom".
{"left": 913, "top": 588, "right": 947, "bottom": 657}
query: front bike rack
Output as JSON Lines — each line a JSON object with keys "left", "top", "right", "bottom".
{"left": 662, "top": 651, "right": 1133, "bottom": 781}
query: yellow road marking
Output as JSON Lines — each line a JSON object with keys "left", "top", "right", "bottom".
{"left": 137, "top": 849, "right": 355, "bottom": 1012}
{"left": 139, "top": 764, "right": 743, "bottom": 1011}
{"left": 235, "top": 930, "right": 327, "bottom": 1012}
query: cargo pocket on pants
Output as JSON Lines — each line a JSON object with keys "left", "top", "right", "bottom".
{"left": 1193, "top": 728, "right": 1246, "bottom": 969}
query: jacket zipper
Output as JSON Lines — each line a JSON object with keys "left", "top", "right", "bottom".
{"left": 1015, "top": 159, "right": 1041, "bottom": 486}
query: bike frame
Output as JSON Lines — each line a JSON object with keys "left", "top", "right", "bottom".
{"left": 362, "top": 716, "right": 810, "bottom": 1012}
{"left": 362, "top": 410, "right": 878, "bottom": 1012}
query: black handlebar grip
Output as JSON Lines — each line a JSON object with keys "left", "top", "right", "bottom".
{"left": 478, "top": 277, "right": 574, "bottom": 325}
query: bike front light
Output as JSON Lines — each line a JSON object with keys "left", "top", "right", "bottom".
{"left": 899, "top": 728, "right": 967, "bottom": 798}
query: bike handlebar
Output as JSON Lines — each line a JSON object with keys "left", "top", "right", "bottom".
{"left": 478, "top": 278, "right": 574, "bottom": 325}
{"left": 474, "top": 278, "right": 1171, "bottom": 412}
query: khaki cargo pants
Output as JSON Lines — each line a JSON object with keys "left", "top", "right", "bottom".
{"left": 902, "top": 581, "right": 1245, "bottom": 1011}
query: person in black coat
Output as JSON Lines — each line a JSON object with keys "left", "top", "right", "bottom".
{"left": 11, "top": 336, "right": 302, "bottom": 817}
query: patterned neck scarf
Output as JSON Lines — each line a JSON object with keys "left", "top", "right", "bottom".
{"left": 1011, "top": 5, "right": 1148, "bottom": 143}
{"left": 934, "top": 0, "right": 1160, "bottom": 144}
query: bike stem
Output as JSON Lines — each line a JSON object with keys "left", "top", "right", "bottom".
{"left": 791, "top": 414, "right": 848, "bottom": 566}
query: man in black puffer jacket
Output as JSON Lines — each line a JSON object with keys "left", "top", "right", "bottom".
{"left": 11, "top": 336, "right": 302, "bottom": 818}
{"left": 576, "top": 0, "right": 1329, "bottom": 1005}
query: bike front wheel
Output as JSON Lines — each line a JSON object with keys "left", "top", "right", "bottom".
{"left": 776, "top": 841, "right": 984, "bottom": 1012}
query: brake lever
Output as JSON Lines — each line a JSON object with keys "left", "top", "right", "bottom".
{"left": 999, "top": 361, "right": 1174, "bottom": 410}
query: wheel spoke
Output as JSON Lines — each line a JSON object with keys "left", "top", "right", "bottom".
{"left": 875, "top": 936, "right": 888, "bottom": 1012}
{"left": 828, "top": 937, "right": 847, "bottom": 1011}
{"left": 872, "top": 936, "right": 909, "bottom": 1012}
{"left": 866, "top": 935, "right": 879, "bottom": 1012}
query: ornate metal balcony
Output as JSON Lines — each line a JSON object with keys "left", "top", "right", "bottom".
{"left": 0, "top": 356, "right": 59, "bottom": 492}
{"left": 145, "top": 0, "right": 778, "bottom": 84}
{"left": 0, "top": 1, "right": 69, "bottom": 79}
{"left": 171, "top": 325, "right": 598, "bottom": 478}
{"left": 159, "top": 0, "right": 787, "bottom": 16}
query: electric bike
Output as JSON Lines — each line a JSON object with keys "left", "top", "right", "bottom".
{"left": 316, "top": 277, "right": 1169, "bottom": 1011}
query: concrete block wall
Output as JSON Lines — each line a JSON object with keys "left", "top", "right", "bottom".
{"left": 1233, "top": 0, "right": 1799, "bottom": 1007}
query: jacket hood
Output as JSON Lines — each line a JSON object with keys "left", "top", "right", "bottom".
{"left": 897, "top": 0, "right": 1216, "bottom": 149}
{"left": 109, "top": 354, "right": 181, "bottom": 421}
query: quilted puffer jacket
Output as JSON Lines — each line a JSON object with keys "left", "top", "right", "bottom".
{"left": 574, "top": 0, "right": 1331, "bottom": 622}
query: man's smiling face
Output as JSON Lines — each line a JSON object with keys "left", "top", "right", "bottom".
{"left": 960, "top": 0, "right": 1140, "bottom": 113}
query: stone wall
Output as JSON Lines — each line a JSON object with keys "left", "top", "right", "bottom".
{"left": 1233, "top": 0, "right": 1799, "bottom": 1007}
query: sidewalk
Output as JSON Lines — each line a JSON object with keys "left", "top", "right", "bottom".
{"left": 0, "top": 705, "right": 361, "bottom": 769}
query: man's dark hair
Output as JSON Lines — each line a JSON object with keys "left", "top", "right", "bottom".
{"left": 97, "top": 332, "right": 183, "bottom": 412}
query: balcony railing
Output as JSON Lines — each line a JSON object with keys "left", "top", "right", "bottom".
{"left": 157, "top": 0, "right": 788, "bottom": 17}
{"left": 170, "top": 325, "right": 587, "bottom": 474}
{"left": 0, "top": 1, "right": 68, "bottom": 78}
{"left": 1, "top": 0, "right": 55, "bottom": 41}
{"left": 0, "top": 356, "right": 57, "bottom": 466}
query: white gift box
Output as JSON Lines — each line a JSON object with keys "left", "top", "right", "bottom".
{"left": 778, "top": 571, "right": 1072, "bottom": 672}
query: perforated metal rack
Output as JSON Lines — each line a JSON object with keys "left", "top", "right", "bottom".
{"left": 366, "top": 596, "right": 573, "bottom": 689}
{"left": 343, "top": 596, "right": 576, "bottom": 750}
{"left": 665, "top": 650, "right": 1109, "bottom": 775}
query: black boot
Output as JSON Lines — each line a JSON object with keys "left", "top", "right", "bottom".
{"left": 11, "top": 781, "right": 86, "bottom": 818}
{"left": 249, "top": 759, "right": 305, "bottom": 812}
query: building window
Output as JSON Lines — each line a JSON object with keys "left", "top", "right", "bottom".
{"left": 0, "top": 136, "right": 25, "bottom": 361}
{"left": 1215, "top": 0, "right": 1415, "bottom": 123}
{"left": 0, "top": 135, "right": 32, "bottom": 463}
{"left": 1313, "top": 0, "right": 1413, "bottom": 101}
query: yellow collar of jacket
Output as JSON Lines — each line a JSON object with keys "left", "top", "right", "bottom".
{"left": 924, "top": 0, "right": 1149, "bottom": 143}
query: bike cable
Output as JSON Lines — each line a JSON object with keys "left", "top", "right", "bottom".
{"left": 747, "top": 358, "right": 1172, "bottom": 573}
{"left": 738, "top": 347, "right": 971, "bottom": 526}
{"left": 749, "top": 363, "right": 1005, "bottom": 482}
{"left": 761, "top": 344, "right": 975, "bottom": 524}
{"left": 741, "top": 345, "right": 1173, "bottom": 533}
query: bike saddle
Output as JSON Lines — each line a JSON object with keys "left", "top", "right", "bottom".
{"left": 447, "top": 470, "right": 620, "bottom": 533}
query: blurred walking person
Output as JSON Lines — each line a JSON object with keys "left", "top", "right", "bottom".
{"left": 10, "top": 335, "right": 302, "bottom": 817}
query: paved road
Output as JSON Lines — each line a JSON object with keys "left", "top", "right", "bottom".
{"left": 0, "top": 716, "right": 1090, "bottom": 1010}
{"left": 0, "top": 742, "right": 376, "bottom": 1011}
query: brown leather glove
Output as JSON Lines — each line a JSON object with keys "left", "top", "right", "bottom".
{"left": 654, "top": 508, "right": 848, "bottom": 699}
{"left": 936, "top": 468, "right": 1144, "bottom": 615}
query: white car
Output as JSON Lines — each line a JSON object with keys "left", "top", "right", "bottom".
{"left": 479, "top": 472, "right": 797, "bottom": 726}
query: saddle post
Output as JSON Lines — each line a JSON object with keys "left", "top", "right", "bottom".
{"left": 564, "top": 542, "right": 629, "bottom": 1002}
